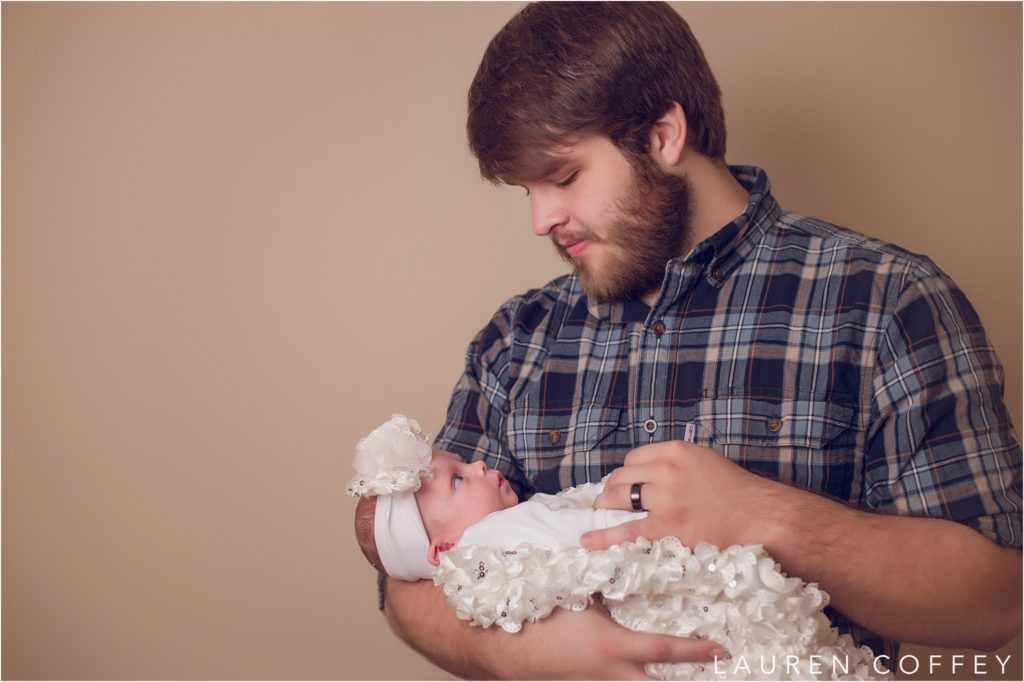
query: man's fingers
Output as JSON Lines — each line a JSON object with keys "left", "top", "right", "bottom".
{"left": 618, "top": 630, "right": 724, "bottom": 665}
{"left": 580, "top": 518, "right": 647, "bottom": 549}
{"left": 623, "top": 439, "right": 689, "bottom": 466}
{"left": 597, "top": 465, "right": 665, "bottom": 510}
{"left": 595, "top": 479, "right": 667, "bottom": 512}
{"left": 607, "top": 663, "right": 655, "bottom": 681}
{"left": 604, "top": 462, "right": 659, "bottom": 490}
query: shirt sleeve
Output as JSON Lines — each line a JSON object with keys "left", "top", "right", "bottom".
{"left": 434, "top": 297, "right": 533, "bottom": 499}
{"left": 863, "top": 265, "right": 1022, "bottom": 548}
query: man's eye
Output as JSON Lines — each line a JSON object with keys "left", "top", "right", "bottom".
{"left": 556, "top": 171, "right": 578, "bottom": 188}
{"left": 453, "top": 475, "right": 464, "bottom": 490}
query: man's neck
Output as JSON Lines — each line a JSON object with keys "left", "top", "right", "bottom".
{"left": 683, "top": 155, "right": 750, "bottom": 248}
{"left": 639, "top": 156, "right": 750, "bottom": 307}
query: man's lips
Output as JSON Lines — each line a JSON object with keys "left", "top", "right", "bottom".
{"left": 562, "top": 238, "right": 589, "bottom": 257}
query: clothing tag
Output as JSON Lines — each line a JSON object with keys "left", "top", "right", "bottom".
{"left": 684, "top": 422, "right": 696, "bottom": 443}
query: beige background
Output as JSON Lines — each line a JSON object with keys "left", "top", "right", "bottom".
{"left": 3, "top": 2, "right": 1020, "bottom": 680}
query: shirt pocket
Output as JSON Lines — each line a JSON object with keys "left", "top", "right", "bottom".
{"left": 506, "top": 397, "right": 631, "bottom": 493}
{"left": 693, "top": 390, "right": 860, "bottom": 502}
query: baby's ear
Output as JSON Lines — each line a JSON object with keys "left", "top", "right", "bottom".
{"left": 428, "top": 539, "right": 455, "bottom": 566}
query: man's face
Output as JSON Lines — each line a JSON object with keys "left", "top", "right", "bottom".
{"left": 520, "top": 135, "right": 691, "bottom": 302}
{"left": 414, "top": 451, "right": 518, "bottom": 542}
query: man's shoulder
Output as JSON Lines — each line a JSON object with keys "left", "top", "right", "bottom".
{"left": 484, "top": 272, "right": 586, "bottom": 339}
{"left": 773, "top": 210, "right": 941, "bottom": 280}
{"left": 500, "top": 271, "right": 581, "bottom": 311}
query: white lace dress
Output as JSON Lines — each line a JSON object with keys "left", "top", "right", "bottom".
{"left": 434, "top": 481, "right": 889, "bottom": 680}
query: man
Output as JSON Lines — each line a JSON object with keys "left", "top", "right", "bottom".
{"left": 382, "top": 3, "right": 1022, "bottom": 679}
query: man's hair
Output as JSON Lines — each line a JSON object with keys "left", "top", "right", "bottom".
{"left": 354, "top": 496, "right": 384, "bottom": 574}
{"left": 467, "top": 1, "right": 726, "bottom": 183}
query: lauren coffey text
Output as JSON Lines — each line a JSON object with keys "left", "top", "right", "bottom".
{"left": 713, "top": 653, "right": 1014, "bottom": 677}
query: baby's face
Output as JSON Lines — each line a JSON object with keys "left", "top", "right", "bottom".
{"left": 415, "top": 450, "right": 518, "bottom": 542}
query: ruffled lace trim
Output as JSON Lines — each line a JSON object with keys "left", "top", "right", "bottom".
{"left": 435, "top": 538, "right": 888, "bottom": 680}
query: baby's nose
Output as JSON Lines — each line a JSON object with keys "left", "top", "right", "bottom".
{"left": 476, "top": 460, "right": 488, "bottom": 475}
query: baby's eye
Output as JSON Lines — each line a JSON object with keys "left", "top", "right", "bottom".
{"left": 453, "top": 475, "right": 464, "bottom": 490}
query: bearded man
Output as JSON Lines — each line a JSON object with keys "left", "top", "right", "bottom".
{"left": 381, "top": 3, "right": 1022, "bottom": 679}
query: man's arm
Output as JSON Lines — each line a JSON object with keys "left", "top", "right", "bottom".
{"left": 588, "top": 264, "right": 1022, "bottom": 650}
{"left": 383, "top": 578, "right": 496, "bottom": 679}
{"left": 383, "top": 575, "right": 723, "bottom": 680}
{"left": 585, "top": 441, "right": 1022, "bottom": 650}
{"left": 761, "top": 479, "right": 1022, "bottom": 650}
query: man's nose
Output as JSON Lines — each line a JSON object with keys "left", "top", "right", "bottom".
{"left": 530, "top": 191, "right": 569, "bottom": 237}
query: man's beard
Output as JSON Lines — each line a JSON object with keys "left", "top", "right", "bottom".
{"left": 554, "top": 155, "right": 692, "bottom": 302}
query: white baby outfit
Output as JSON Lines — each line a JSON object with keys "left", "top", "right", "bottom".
{"left": 459, "top": 481, "right": 644, "bottom": 548}
{"left": 435, "top": 481, "right": 888, "bottom": 681}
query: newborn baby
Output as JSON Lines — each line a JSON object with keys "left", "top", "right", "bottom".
{"left": 353, "top": 446, "right": 642, "bottom": 576}
{"left": 348, "top": 415, "right": 889, "bottom": 681}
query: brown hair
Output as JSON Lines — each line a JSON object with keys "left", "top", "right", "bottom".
{"left": 467, "top": 1, "right": 726, "bottom": 183}
{"left": 354, "top": 496, "right": 384, "bottom": 574}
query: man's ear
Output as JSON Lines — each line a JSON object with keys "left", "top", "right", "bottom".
{"left": 428, "top": 538, "right": 455, "bottom": 566}
{"left": 649, "top": 101, "right": 688, "bottom": 168}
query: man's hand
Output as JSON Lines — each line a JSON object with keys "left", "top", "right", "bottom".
{"left": 482, "top": 600, "right": 724, "bottom": 680}
{"left": 575, "top": 441, "right": 1021, "bottom": 650}
{"left": 582, "top": 440, "right": 780, "bottom": 551}
{"left": 384, "top": 577, "right": 724, "bottom": 680}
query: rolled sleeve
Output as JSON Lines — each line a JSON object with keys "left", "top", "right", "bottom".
{"left": 864, "top": 267, "right": 1022, "bottom": 547}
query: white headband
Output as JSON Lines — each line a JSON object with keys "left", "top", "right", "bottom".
{"left": 374, "top": 492, "right": 434, "bottom": 580}
{"left": 347, "top": 415, "right": 435, "bottom": 581}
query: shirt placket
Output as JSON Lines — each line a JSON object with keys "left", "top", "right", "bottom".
{"left": 631, "top": 263, "right": 702, "bottom": 446}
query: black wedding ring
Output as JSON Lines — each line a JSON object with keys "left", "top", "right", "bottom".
{"left": 630, "top": 482, "right": 645, "bottom": 511}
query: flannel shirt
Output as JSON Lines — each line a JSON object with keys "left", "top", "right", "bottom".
{"left": 428, "top": 166, "right": 1022, "bottom": 660}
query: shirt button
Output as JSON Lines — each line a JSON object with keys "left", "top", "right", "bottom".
{"left": 643, "top": 419, "right": 658, "bottom": 434}
{"left": 651, "top": 320, "right": 666, "bottom": 336}
{"left": 767, "top": 418, "right": 783, "bottom": 433}
{"left": 710, "top": 267, "right": 723, "bottom": 280}
{"left": 548, "top": 429, "right": 562, "bottom": 445}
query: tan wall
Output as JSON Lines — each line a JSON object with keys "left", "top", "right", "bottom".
{"left": 3, "top": 2, "right": 1020, "bottom": 680}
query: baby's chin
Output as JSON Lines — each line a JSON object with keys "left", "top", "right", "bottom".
{"left": 486, "top": 496, "right": 516, "bottom": 518}
{"left": 500, "top": 487, "right": 519, "bottom": 508}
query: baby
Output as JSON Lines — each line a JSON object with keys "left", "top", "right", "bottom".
{"left": 352, "top": 429, "right": 643, "bottom": 578}
{"left": 348, "top": 415, "right": 888, "bottom": 681}
{"left": 350, "top": 415, "right": 643, "bottom": 578}
{"left": 353, "top": 448, "right": 519, "bottom": 577}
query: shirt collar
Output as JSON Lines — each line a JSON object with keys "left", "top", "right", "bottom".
{"left": 701, "top": 165, "right": 780, "bottom": 288}
{"left": 585, "top": 165, "right": 780, "bottom": 322}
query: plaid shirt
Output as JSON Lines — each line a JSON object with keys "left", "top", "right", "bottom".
{"left": 431, "top": 166, "right": 1022, "bottom": 660}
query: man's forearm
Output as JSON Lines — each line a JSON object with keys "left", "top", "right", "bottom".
{"left": 758, "top": 481, "right": 1022, "bottom": 650}
{"left": 384, "top": 576, "right": 502, "bottom": 679}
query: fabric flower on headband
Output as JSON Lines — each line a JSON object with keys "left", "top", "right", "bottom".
{"left": 346, "top": 414, "right": 433, "bottom": 497}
